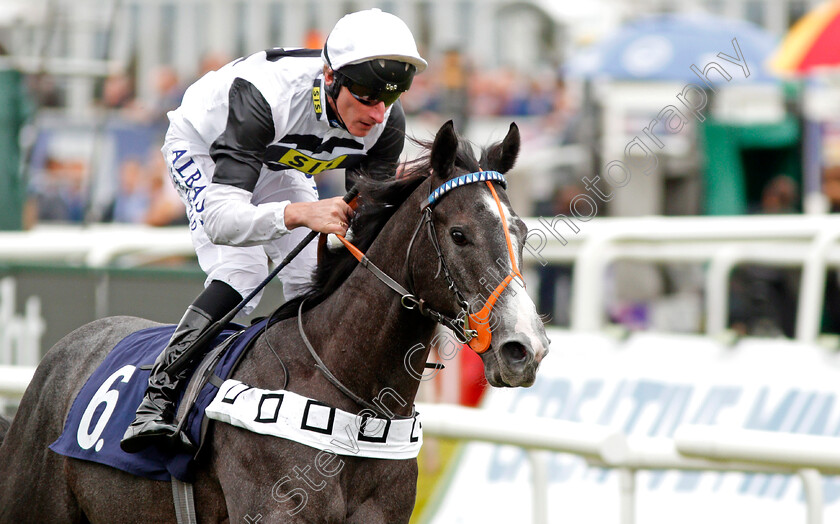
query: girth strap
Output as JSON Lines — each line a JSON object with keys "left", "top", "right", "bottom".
{"left": 171, "top": 478, "right": 197, "bottom": 524}
{"left": 335, "top": 233, "right": 470, "bottom": 339}
{"left": 337, "top": 235, "right": 413, "bottom": 298}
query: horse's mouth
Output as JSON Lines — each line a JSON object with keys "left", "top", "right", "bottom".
{"left": 485, "top": 368, "right": 537, "bottom": 388}
{"left": 485, "top": 368, "right": 508, "bottom": 387}
{"left": 483, "top": 358, "right": 538, "bottom": 388}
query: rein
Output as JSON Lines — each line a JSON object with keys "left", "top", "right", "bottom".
{"left": 334, "top": 231, "right": 470, "bottom": 340}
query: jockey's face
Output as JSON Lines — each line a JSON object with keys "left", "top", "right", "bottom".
{"left": 324, "top": 68, "right": 387, "bottom": 137}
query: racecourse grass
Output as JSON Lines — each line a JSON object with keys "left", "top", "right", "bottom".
{"left": 410, "top": 437, "right": 459, "bottom": 523}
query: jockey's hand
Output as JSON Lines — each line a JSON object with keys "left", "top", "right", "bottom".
{"left": 284, "top": 197, "right": 354, "bottom": 235}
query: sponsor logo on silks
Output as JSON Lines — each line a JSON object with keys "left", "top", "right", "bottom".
{"left": 385, "top": 83, "right": 398, "bottom": 91}
{"left": 312, "top": 85, "right": 322, "bottom": 116}
{"left": 271, "top": 149, "right": 347, "bottom": 176}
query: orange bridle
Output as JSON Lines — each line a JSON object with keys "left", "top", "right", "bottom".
{"left": 336, "top": 170, "right": 523, "bottom": 354}
{"left": 464, "top": 180, "right": 524, "bottom": 353}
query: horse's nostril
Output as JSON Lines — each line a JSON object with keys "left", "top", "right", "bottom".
{"left": 502, "top": 341, "right": 528, "bottom": 364}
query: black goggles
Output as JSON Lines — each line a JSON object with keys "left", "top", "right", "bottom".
{"left": 342, "top": 77, "right": 405, "bottom": 107}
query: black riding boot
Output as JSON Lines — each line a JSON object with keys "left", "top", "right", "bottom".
{"left": 120, "top": 305, "right": 213, "bottom": 454}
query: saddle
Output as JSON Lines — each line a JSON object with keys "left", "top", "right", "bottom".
{"left": 50, "top": 318, "right": 270, "bottom": 482}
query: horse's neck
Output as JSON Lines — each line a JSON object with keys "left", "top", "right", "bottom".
{"left": 301, "top": 189, "right": 437, "bottom": 413}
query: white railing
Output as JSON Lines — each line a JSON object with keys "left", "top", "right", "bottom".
{"left": 0, "top": 365, "right": 35, "bottom": 399}
{"left": 521, "top": 213, "right": 840, "bottom": 343}
{"left": 418, "top": 403, "right": 840, "bottom": 524}
{"left": 0, "top": 224, "right": 195, "bottom": 268}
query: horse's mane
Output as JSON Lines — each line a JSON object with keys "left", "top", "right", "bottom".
{"left": 268, "top": 133, "right": 481, "bottom": 323}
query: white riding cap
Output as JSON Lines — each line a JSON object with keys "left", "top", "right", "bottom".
{"left": 322, "top": 8, "right": 428, "bottom": 73}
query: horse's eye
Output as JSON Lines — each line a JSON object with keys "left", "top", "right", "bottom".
{"left": 450, "top": 228, "right": 468, "bottom": 245}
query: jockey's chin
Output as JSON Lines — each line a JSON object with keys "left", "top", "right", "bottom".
{"left": 346, "top": 120, "right": 376, "bottom": 136}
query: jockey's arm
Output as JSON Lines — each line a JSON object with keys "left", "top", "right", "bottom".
{"left": 203, "top": 186, "right": 352, "bottom": 246}
{"left": 203, "top": 77, "right": 351, "bottom": 246}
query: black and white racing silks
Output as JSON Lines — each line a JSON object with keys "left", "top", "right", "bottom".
{"left": 165, "top": 48, "right": 405, "bottom": 247}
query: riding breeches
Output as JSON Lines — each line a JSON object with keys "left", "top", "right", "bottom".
{"left": 161, "top": 124, "right": 319, "bottom": 315}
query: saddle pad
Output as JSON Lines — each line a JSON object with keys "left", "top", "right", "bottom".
{"left": 49, "top": 320, "right": 265, "bottom": 481}
{"left": 206, "top": 379, "right": 423, "bottom": 459}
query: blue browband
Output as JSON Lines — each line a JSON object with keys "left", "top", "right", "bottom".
{"left": 422, "top": 171, "right": 507, "bottom": 210}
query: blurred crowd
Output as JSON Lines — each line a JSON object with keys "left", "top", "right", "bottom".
{"left": 401, "top": 49, "right": 563, "bottom": 125}
{"left": 22, "top": 48, "right": 569, "bottom": 231}
{"left": 22, "top": 53, "right": 231, "bottom": 228}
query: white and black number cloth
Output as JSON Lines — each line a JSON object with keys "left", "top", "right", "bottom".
{"left": 206, "top": 380, "right": 423, "bottom": 459}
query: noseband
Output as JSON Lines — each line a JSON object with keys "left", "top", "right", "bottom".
{"left": 336, "top": 170, "right": 522, "bottom": 354}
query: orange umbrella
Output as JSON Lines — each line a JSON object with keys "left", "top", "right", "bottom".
{"left": 304, "top": 29, "right": 325, "bottom": 50}
{"left": 770, "top": 1, "right": 840, "bottom": 74}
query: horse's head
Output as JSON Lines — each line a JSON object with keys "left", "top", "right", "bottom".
{"left": 409, "top": 121, "right": 549, "bottom": 387}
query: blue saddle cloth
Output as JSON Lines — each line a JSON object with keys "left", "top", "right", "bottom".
{"left": 50, "top": 317, "right": 270, "bottom": 482}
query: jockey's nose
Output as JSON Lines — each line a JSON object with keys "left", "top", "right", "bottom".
{"left": 369, "top": 102, "right": 386, "bottom": 123}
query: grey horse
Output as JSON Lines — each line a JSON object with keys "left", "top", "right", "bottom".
{"left": 0, "top": 121, "right": 548, "bottom": 523}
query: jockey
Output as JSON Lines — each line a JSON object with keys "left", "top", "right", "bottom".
{"left": 121, "top": 8, "right": 427, "bottom": 453}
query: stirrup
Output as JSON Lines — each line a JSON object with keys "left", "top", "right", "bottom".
{"left": 167, "top": 429, "right": 197, "bottom": 454}
{"left": 121, "top": 423, "right": 195, "bottom": 454}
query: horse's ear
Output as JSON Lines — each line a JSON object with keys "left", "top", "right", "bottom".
{"left": 484, "top": 122, "right": 520, "bottom": 174}
{"left": 430, "top": 120, "right": 458, "bottom": 181}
